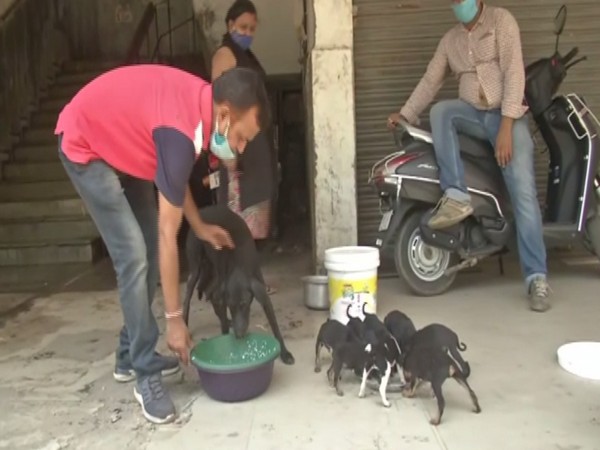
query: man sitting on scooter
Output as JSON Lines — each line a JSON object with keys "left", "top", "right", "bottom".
{"left": 387, "top": 0, "right": 550, "bottom": 312}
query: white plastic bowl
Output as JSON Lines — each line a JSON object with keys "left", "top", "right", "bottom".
{"left": 557, "top": 341, "right": 600, "bottom": 381}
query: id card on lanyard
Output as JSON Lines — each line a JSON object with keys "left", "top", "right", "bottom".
{"left": 208, "top": 171, "right": 220, "bottom": 189}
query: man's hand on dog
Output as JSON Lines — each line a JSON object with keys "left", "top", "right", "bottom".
{"left": 167, "top": 317, "right": 192, "bottom": 364}
{"left": 197, "top": 224, "right": 234, "bottom": 250}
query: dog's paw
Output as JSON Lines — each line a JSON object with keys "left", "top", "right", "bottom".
{"left": 401, "top": 388, "right": 415, "bottom": 398}
{"left": 281, "top": 351, "right": 295, "bottom": 365}
{"left": 382, "top": 400, "right": 391, "bottom": 408}
{"left": 474, "top": 406, "right": 482, "bottom": 414}
{"left": 429, "top": 417, "right": 441, "bottom": 426}
{"left": 336, "top": 389, "right": 344, "bottom": 397}
{"left": 358, "top": 391, "right": 365, "bottom": 399}
{"left": 314, "top": 366, "right": 321, "bottom": 373}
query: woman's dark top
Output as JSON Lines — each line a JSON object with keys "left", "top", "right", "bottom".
{"left": 215, "top": 33, "right": 276, "bottom": 211}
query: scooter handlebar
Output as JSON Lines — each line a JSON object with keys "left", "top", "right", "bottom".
{"left": 562, "top": 47, "right": 579, "bottom": 65}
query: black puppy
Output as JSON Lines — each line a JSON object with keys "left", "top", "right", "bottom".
{"left": 182, "top": 205, "right": 294, "bottom": 365}
{"left": 314, "top": 318, "right": 357, "bottom": 373}
{"left": 347, "top": 313, "right": 404, "bottom": 406}
{"left": 357, "top": 331, "right": 401, "bottom": 407}
{"left": 349, "top": 310, "right": 403, "bottom": 377}
{"left": 347, "top": 304, "right": 390, "bottom": 342}
{"left": 383, "top": 310, "right": 417, "bottom": 353}
{"left": 327, "top": 338, "right": 367, "bottom": 397}
{"left": 402, "top": 346, "right": 481, "bottom": 425}
{"left": 404, "top": 323, "right": 470, "bottom": 377}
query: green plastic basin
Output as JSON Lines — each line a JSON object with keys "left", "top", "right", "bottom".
{"left": 191, "top": 333, "right": 281, "bottom": 402}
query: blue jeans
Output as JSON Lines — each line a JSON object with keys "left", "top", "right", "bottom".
{"left": 429, "top": 99, "right": 547, "bottom": 284}
{"left": 58, "top": 141, "right": 164, "bottom": 377}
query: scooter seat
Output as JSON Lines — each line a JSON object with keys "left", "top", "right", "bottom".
{"left": 405, "top": 123, "right": 494, "bottom": 160}
{"left": 458, "top": 134, "right": 495, "bottom": 159}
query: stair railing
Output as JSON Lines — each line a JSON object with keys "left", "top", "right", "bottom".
{"left": 123, "top": 1, "right": 160, "bottom": 65}
{"left": 149, "top": 15, "right": 196, "bottom": 63}
{"left": 0, "top": 0, "right": 70, "bottom": 160}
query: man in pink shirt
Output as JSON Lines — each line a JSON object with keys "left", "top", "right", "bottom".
{"left": 56, "top": 65, "right": 268, "bottom": 424}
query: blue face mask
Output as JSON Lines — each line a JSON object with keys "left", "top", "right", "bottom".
{"left": 452, "top": 0, "right": 479, "bottom": 24}
{"left": 210, "top": 118, "right": 236, "bottom": 160}
{"left": 230, "top": 30, "right": 253, "bottom": 50}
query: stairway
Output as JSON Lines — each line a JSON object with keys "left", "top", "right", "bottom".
{"left": 0, "top": 60, "right": 119, "bottom": 292}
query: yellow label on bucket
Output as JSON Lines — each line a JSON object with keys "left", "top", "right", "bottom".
{"left": 329, "top": 276, "right": 377, "bottom": 324}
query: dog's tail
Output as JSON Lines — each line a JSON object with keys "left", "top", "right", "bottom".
{"left": 458, "top": 341, "right": 467, "bottom": 351}
{"left": 448, "top": 346, "right": 471, "bottom": 379}
{"left": 346, "top": 303, "right": 354, "bottom": 319}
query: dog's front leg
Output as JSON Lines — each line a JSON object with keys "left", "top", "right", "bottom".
{"left": 358, "top": 366, "right": 372, "bottom": 398}
{"left": 378, "top": 361, "right": 392, "bottom": 408}
{"left": 251, "top": 279, "right": 295, "bottom": 364}
{"left": 331, "top": 358, "right": 344, "bottom": 396}
{"left": 210, "top": 300, "right": 229, "bottom": 334}
{"left": 182, "top": 265, "right": 201, "bottom": 327}
{"left": 402, "top": 377, "right": 418, "bottom": 398}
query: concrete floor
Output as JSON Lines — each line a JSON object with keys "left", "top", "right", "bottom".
{"left": 1, "top": 250, "right": 600, "bottom": 450}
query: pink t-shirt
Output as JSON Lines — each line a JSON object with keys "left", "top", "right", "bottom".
{"left": 55, "top": 64, "right": 213, "bottom": 206}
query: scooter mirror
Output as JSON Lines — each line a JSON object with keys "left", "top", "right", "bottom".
{"left": 554, "top": 5, "right": 567, "bottom": 36}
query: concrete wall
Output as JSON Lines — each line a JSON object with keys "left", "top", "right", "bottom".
{"left": 192, "top": 0, "right": 303, "bottom": 74}
{"left": 305, "top": 0, "right": 357, "bottom": 271}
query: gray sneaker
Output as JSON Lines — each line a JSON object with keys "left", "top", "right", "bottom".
{"left": 528, "top": 277, "right": 551, "bottom": 312}
{"left": 428, "top": 196, "right": 474, "bottom": 229}
{"left": 114, "top": 353, "right": 180, "bottom": 383}
{"left": 134, "top": 373, "right": 176, "bottom": 424}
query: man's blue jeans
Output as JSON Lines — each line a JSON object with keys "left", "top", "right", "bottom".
{"left": 59, "top": 141, "right": 164, "bottom": 377}
{"left": 429, "top": 99, "right": 547, "bottom": 285}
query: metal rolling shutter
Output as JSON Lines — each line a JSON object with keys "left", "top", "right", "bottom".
{"left": 353, "top": 0, "right": 600, "bottom": 245}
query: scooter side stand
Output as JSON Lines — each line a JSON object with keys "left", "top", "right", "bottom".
{"left": 444, "top": 257, "right": 479, "bottom": 277}
{"left": 444, "top": 247, "right": 504, "bottom": 277}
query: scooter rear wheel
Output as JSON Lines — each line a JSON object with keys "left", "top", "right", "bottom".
{"left": 394, "top": 210, "right": 458, "bottom": 296}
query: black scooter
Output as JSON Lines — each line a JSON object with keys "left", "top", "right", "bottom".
{"left": 368, "top": 5, "right": 600, "bottom": 296}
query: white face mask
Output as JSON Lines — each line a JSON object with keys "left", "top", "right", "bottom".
{"left": 193, "top": 121, "right": 204, "bottom": 155}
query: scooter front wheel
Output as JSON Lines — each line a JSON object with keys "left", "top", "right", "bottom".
{"left": 394, "top": 211, "right": 458, "bottom": 296}
{"left": 585, "top": 214, "right": 600, "bottom": 261}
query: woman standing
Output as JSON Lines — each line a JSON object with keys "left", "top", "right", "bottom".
{"left": 211, "top": 0, "right": 278, "bottom": 293}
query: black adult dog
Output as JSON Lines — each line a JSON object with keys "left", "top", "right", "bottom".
{"left": 182, "top": 205, "right": 294, "bottom": 365}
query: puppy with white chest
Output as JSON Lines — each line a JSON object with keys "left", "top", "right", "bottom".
{"left": 357, "top": 331, "right": 401, "bottom": 408}
{"left": 347, "top": 309, "right": 403, "bottom": 407}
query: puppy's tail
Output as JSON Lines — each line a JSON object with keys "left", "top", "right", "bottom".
{"left": 458, "top": 341, "right": 467, "bottom": 351}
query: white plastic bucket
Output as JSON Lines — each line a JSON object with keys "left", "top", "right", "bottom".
{"left": 324, "top": 246, "right": 380, "bottom": 325}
